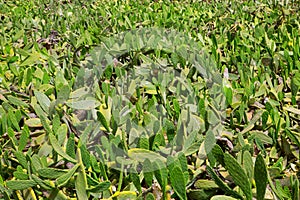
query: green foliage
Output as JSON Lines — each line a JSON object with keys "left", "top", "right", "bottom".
{"left": 170, "top": 166, "right": 187, "bottom": 200}
{"left": 254, "top": 154, "right": 268, "bottom": 200}
{"left": 0, "top": 0, "right": 299, "bottom": 199}
{"left": 224, "top": 153, "right": 252, "bottom": 200}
